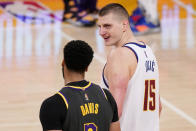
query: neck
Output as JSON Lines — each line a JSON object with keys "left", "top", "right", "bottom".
{"left": 117, "top": 29, "right": 139, "bottom": 47}
{"left": 64, "top": 71, "right": 85, "bottom": 85}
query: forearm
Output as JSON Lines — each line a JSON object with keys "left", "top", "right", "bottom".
{"left": 109, "top": 121, "right": 121, "bottom": 131}
{"left": 110, "top": 87, "right": 126, "bottom": 117}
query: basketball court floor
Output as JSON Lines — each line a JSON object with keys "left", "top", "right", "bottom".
{"left": 0, "top": 0, "right": 196, "bottom": 131}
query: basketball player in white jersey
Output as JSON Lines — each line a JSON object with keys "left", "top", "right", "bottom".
{"left": 97, "top": 3, "right": 162, "bottom": 131}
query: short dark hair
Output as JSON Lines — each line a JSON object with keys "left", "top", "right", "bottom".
{"left": 99, "top": 3, "right": 129, "bottom": 21}
{"left": 63, "top": 40, "right": 94, "bottom": 73}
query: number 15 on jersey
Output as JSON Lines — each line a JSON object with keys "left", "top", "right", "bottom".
{"left": 143, "top": 80, "right": 156, "bottom": 111}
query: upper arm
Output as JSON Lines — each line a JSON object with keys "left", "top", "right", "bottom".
{"left": 106, "top": 49, "right": 130, "bottom": 89}
{"left": 106, "top": 48, "right": 137, "bottom": 90}
{"left": 105, "top": 48, "right": 137, "bottom": 116}
{"left": 39, "top": 94, "right": 67, "bottom": 130}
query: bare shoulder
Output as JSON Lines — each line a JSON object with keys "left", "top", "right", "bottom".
{"left": 107, "top": 47, "right": 137, "bottom": 63}
{"left": 105, "top": 47, "right": 137, "bottom": 78}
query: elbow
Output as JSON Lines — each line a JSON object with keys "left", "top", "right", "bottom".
{"left": 118, "top": 109, "right": 122, "bottom": 118}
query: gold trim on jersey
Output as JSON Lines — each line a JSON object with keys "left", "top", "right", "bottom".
{"left": 100, "top": 87, "right": 108, "bottom": 100}
{"left": 64, "top": 82, "right": 91, "bottom": 90}
{"left": 57, "top": 92, "right": 69, "bottom": 109}
{"left": 84, "top": 123, "right": 98, "bottom": 131}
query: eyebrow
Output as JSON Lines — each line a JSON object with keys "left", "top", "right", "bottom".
{"left": 103, "top": 24, "right": 111, "bottom": 27}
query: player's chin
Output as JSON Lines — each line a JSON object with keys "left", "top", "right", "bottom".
{"left": 104, "top": 39, "right": 112, "bottom": 46}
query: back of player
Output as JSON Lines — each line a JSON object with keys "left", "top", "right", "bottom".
{"left": 58, "top": 81, "right": 114, "bottom": 131}
{"left": 120, "top": 42, "right": 159, "bottom": 131}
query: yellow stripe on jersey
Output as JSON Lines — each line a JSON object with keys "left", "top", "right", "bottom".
{"left": 57, "top": 92, "right": 69, "bottom": 109}
{"left": 100, "top": 88, "right": 108, "bottom": 100}
{"left": 64, "top": 82, "right": 91, "bottom": 90}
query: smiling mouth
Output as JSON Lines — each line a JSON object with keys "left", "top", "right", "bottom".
{"left": 103, "top": 36, "right": 110, "bottom": 41}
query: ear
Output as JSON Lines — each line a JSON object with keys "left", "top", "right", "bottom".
{"left": 85, "top": 67, "right": 89, "bottom": 72}
{"left": 62, "top": 60, "right": 65, "bottom": 79}
{"left": 122, "top": 20, "right": 129, "bottom": 32}
{"left": 62, "top": 59, "right": 65, "bottom": 67}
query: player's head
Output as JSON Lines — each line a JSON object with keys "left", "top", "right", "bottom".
{"left": 98, "top": 3, "right": 130, "bottom": 46}
{"left": 62, "top": 40, "right": 94, "bottom": 75}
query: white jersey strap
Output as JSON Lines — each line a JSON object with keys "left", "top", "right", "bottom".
{"left": 122, "top": 42, "right": 147, "bottom": 63}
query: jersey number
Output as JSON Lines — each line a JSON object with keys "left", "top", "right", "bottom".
{"left": 143, "top": 80, "right": 156, "bottom": 111}
{"left": 84, "top": 123, "right": 97, "bottom": 131}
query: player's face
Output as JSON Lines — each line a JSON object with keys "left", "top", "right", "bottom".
{"left": 98, "top": 13, "right": 124, "bottom": 46}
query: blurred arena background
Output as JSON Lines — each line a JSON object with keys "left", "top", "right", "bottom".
{"left": 0, "top": 0, "right": 196, "bottom": 130}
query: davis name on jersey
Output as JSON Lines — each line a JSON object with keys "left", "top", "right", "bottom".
{"left": 80, "top": 102, "right": 99, "bottom": 116}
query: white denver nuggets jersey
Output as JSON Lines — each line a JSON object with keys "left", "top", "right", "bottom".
{"left": 101, "top": 42, "right": 159, "bottom": 131}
